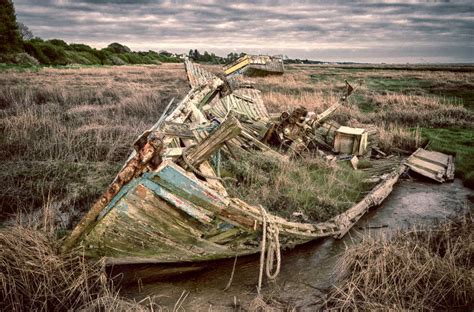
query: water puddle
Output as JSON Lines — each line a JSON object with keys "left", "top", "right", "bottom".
{"left": 114, "top": 179, "right": 472, "bottom": 310}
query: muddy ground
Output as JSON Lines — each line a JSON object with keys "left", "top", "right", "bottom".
{"left": 113, "top": 178, "right": 472, "bottom": 310}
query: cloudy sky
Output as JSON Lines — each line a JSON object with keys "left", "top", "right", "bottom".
{"left": 13, "top": 0, "right": 474, "bottom": 63}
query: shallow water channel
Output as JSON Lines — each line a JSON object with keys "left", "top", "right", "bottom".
{"left": 115, "top": 179, "right": 472, "bottom": 310}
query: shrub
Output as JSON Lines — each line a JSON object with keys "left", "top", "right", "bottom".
{"left": 106, "top": 42, "right": 131, "bottom": 54}
{"left": 23, "top": 41, "right": 50, "bottom": 64}
{"left": 12, "top": 52, "right": 39, "bottom": 65}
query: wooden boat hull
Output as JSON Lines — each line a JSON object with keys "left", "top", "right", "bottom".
{"left": 224, "top": 54, "right": 284, "bottom": 77}
{"left": 63, "top": 59, "right": 420, "bottom": 265}
{"left": 80, "top": 162, "right": 315, "bottom": 264}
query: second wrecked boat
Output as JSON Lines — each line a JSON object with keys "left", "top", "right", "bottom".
{"left": 62, "top": 59, "right": 453, "bottom": 266}
{"left": 224, "top": 54, "right": 284, "bottom": 77}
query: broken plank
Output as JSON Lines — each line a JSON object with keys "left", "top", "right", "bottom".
{"left": 183, "top": 116, "right": 242, "bottom": 167}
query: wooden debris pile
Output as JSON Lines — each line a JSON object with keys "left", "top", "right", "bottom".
{"left": 61, "top": 58, "right": 456, "bottom": 266}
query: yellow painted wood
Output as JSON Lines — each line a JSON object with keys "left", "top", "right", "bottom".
{"left": 224, "top": 57, "right": 250, "bottom": 75}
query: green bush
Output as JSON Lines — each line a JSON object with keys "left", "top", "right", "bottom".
{"left": 23, "top": 41, "right": 50, "bottom": 64}
{"left": 12, "top": 52, "right": 39, "bottom": 65}
{"left": 47, "top": 39, "right": 69, "bottom": 50}
{"left": 64, "top": 50, "right": 99, "bottom": 65}
{"left": 17, "top": 36, "right": 180, "bottom": 66}
{"left": 40, "top": 42, "right": 68, "bottom": 65}
{"left": 106, "top": 42, "right": 131, "bottom": 54}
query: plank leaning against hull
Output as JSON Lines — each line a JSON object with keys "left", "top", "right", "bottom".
{"left": 62, "top": 59, "right": 410, "bottom": 265}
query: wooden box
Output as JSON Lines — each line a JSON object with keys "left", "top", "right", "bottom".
{"left": 334, "top": 126, "right": 368, "bottom": 155}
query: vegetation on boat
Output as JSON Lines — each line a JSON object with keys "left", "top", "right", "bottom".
{"left": 222, "top": 152, "right": 368, "bottom": 222}
{"left": 325, "top": 213, "right": 474, "bottom": 310}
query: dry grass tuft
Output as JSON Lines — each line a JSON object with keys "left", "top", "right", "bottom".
{"left": 247, "top": 295, "right": 294, "bottom": 312}
{"left": 0, "top": 226, "right": 147, "bottom": 312}
{"left": 325, "top": 214, "right": 474, "bottom": 311}
{"left": 377, "top": 124, "right": 426, "bottom": 153}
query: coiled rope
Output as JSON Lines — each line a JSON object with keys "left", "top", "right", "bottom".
{"left": 257, "top": 205, "right": 281, "bottom": 294}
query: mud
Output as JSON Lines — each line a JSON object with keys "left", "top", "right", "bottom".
{"left": 115, "top": 179, "right": 472, "bottom": 310}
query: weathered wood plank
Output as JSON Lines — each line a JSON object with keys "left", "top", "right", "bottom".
{"left": 405, "top": 148, "right": 454, "bottom": 183}
{"left": 183, "top": 116, "right": 242, "bottom": 167}
{"left": 61, "top": 134, "right": 165, "bottom": 252}
{"left": 333, "top": 164, "right": 407, "bottom": 238}
{"left": 162, "top": 122, "right": 195, "bottom": 138}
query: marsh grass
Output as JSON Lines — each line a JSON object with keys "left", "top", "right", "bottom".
{"left": 0, "top": 64, "right": 188, "bottom": 223}
{"left": 325, "top": 214, "right": 473, "bottom": 310}
{"left": 253, "top": 64, "right": 474, "bottom": 186}
{"left": 0, "top": 224, "right": 155, "bottom": 312}
{"left": 222, "top": 152, "right": 368, "bottom": 222}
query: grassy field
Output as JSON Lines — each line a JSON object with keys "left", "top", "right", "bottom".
{"left": 0, "top": 62, "right": 473, "bottom": 310}
{"left": 1, "top": 63, "right": 473, "bottom": 224}
{"left": 0, "top": 64, "right": 188, "bottom": 226}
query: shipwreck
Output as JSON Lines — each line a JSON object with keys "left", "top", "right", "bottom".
{"left": 224, "top": 54, "right": 284, "bottom": 77}
{"left": 62, "top": 58, "right": 454, "bottom": 273}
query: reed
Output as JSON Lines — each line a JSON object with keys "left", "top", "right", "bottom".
{"left": 325, "top": 214, "right": 474, "bottom": 310}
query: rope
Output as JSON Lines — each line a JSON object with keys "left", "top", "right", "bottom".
{"left": 224, "top": 255, "right": 238, "bottom": 291}
{"left": 257, "top": 205, "right": 281, "bottom": 294}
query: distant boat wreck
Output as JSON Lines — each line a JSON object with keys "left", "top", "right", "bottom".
{"left": 61, "top": 59, "right": 454, "bottom": 266}
{"left": 224, "top": 54, "right": 284, "bottom": 77}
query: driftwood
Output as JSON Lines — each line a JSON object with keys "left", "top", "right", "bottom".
{"left": 405, "top": 148, "right": 455, "bottom": 183}
{"left": 333, "top": 164, "right": 407, "bottom": 238}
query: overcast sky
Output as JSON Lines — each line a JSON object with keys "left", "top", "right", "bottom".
{"left": 13, "top": 0, "right": 474, "bottom": 63}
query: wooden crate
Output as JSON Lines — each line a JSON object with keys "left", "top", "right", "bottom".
{"left": 334, "top": 126, "right": 368, "bottom": 155}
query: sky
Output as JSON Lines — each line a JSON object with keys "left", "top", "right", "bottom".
{"left": 13, "top": 0, "right": 474, "bottom": 63}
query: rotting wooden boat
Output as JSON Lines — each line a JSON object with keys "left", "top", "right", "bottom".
{"left": 62, "top": 59, "right": 411, "bottom": 265}
{"left": 224, "top": 54, "right": 284, "bottom": 77}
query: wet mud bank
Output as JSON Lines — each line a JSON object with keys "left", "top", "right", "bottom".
{"left": 114, "top": 179, "right": 472, "bottom": 310}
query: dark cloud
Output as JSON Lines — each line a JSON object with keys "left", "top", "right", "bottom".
{"left": 12, "top": 0, "right": 474, "bottom": 63}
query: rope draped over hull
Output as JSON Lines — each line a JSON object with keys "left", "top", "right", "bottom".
{"left": 257, "top": 205, "right": 281, "bottom": 294}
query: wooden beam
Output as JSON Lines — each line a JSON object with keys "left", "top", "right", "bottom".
{"left": 182, "top": 116, "right": 242, "bottom": 168}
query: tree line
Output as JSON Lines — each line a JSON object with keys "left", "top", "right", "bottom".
{"left": 0, "top": 0, "right": 247, "bottom": 66}
{"left": 1, "top": 0, "right": 317, "bottom": 67}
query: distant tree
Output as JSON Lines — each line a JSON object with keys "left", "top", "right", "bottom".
{"left": 17, "top": 21, "right": 33, "bottom": 40}
{"left": 47, "top": 39, "right": 69, "bottom": 50}
{"left": 159, "top": 50, "right": 172, "bottom": 57}
{"left": 106, "top": 42, "right": 131, "bottom": 54}
{"left": 0, "top": 0, "right": 23, "bottom": 54}
{"left": 202, "top": 51, "right": 211, "bottom": 62}
{"left": 226, "top": 52, "right": 245, "bottom": 63}
{"left": 193, "top": 49, "right": 200, "bottom": 60}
